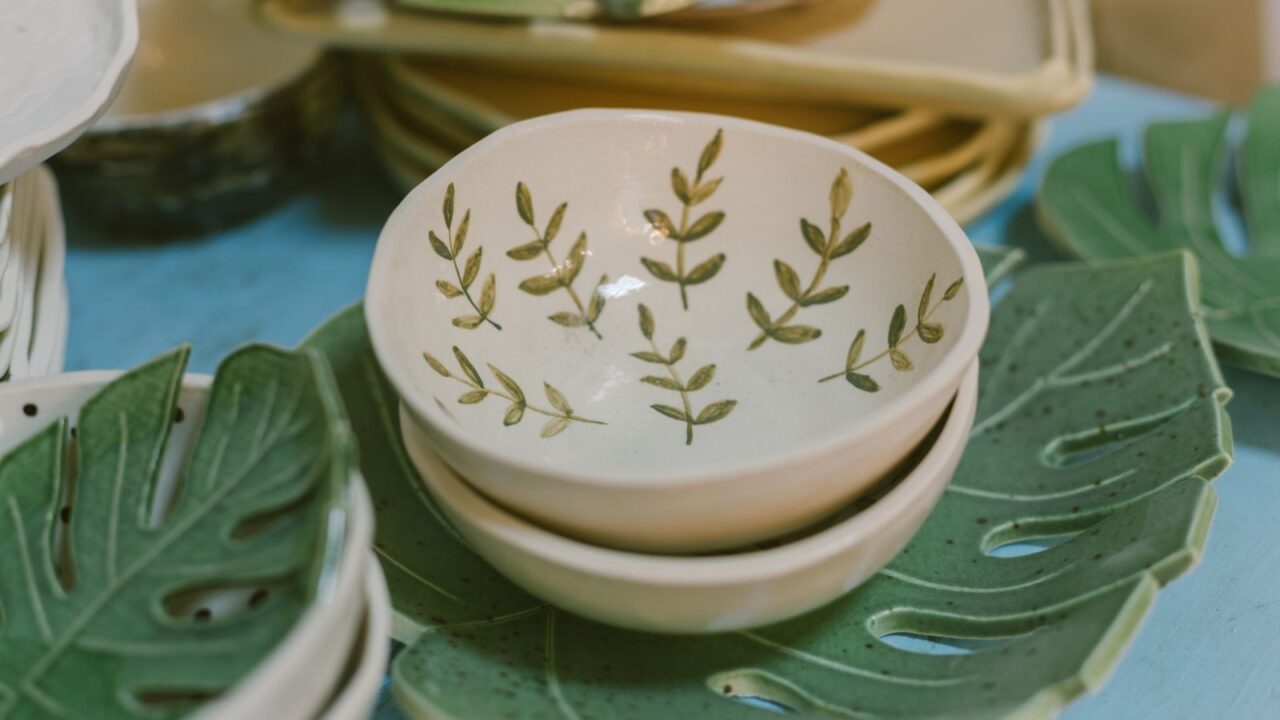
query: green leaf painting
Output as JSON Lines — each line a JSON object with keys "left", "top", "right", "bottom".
{"left": 1038, "top": 85, "right": 1280, "bottom": 377}
{"left": 631, "top": 304, "right": 736, "bottom": 445}
{"left": 640, "top": 130, "right": 728, "bottom": 310}
{"left": 430, "top": 183, "right": 500, "bottom": 330}
{"left": 820, "top": 273, "right": 964, "bottom": 391}
{"left": 507, "top": 183, "right": 608, "bottom": 339}
{"left": 747, "top": 168, "right": 872, "bottom": 350}
{"left": 423, "top": 346, "right": 605, "bottom": 437}
{"left": 0, "top": 345, "right": 352, "bottom": 718}
{"left": 320, "top": 251, "right": 1230, "bottom": 719}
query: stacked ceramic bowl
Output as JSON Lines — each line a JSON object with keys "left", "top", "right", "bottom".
{"left": 52, "top": 0, "right": 346, "bottom": 234}
{"left": 254, "top": 0, "right": 1094, "bottom": 224}
{"left": 0, "top": 371, "right": 389, "bottom": 720}
{"left": 365, "top": 109, "right": 989, "bottom": 632}
{"left": 0, "top": 168, "right": 70, "bottom": 380}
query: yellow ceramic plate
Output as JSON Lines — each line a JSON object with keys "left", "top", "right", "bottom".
{"left": 256, "top": 0, "right": 1092, "bottom": 117}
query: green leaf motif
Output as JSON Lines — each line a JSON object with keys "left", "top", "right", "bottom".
{"left": 429, "top": 230, "right": 452, "bottom": 260}
{"left": 684, "top": 212, "right": 725, "bottom": 242}
{"left": 515, "top": 182, "right": 534, "bottom": 226}
{"left": 519, "top": 273, "right": 561, "bottom": 296}
{"left": 429, "top": 186, "right": 500, "bottom": 330}
{"left": 644, "top": 209, "right": 678, "bottom": 239}
{"left": 422, "top": 345, "right": 604, "bottom": 437}
{"left": 506, "top": 241, "right": 543, "bottom": 261}
{"left": 510, "top": 184, "right": 604, "bottom": 338}
{"left": 774, "top": 259, "right": 803, "bottom": 301}
{"left": 640, "top": 257, "right": 679, "bottom": 282}
{"left": 641, "top": 130, "right": 729, "bottom": 310}
{"left": 0, "top": 345, "right": 350, "bottom": 719}
{"left": 388, "top": 253, "right": 1232, "bottom": 720}
{"left": 820, "top": 273, "right": 962, "bottom": 389}
{"left": 685, "top": 254, "right": 726, "bottom": 285}
{"left": 1038, "top": 88, "right": 1280, "bottom": 377}
{"left": 888, "top": 304, "right": 907, "bottom": 347}
{"left": 748, "top": 168, "right": 869, "bottom": 350}
{"left": 631, "top": 303, "right": 736, "bottom": 446}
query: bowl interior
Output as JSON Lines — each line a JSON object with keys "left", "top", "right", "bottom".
{"left": 104, "top": 0, "right": 317, "bottom": 120}
{"left": 368, "top": 110, "right": 981, "bottom": 483}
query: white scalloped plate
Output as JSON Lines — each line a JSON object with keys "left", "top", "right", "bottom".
{"left": 0, "top": 0, "right": 138, "bottom": 184}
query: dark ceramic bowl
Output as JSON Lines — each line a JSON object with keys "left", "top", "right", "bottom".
{"left": 50, "top": 0, "right": 346, "bottom": 235}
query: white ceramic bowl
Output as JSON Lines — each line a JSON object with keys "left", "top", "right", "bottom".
{"left": 0, "top": 372, "right": 371, "bottom": 720}
{"left": 51, "top": 0, "right": 344, "bottom": 232}
{"left": 318, "top": 558, "right": 391, "bottom": 720}
{"left": 401, "top": 361, "right": 977, "bottom": 634}
{"left": 367, "top": 109, "right": 987, "bottom": 552}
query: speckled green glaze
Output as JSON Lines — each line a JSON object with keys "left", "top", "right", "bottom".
{"left": 50, "top": 56, "right": 346, "bottom": 236}
{"left": 306, "top": 250, "right": 1231, "bottom": 719}
{"left": 1038, "top": 84, "right": 1280, "bottom": 378}
{"left": 0, "top": 346, "right": 351, "bottom": 718}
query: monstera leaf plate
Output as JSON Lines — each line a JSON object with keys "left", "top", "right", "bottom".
{"left": 0, "top": 345, "right": 370, "bottom": 720}
{"left": 1039, "top": 84, "right": 1280, "bottom": 378}
{"left": 306, "top": 246, "right": 1231, "bottom": 719}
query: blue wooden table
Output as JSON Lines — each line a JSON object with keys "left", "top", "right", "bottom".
{"left": 64, "top": 76, "right": 1278, "bottom": 718}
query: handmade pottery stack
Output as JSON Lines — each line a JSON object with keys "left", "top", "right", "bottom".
{"left": 0, "top": 0, "right": 125, "bottom": 380}
{"left": 252, "top": 0, "right": 1094, "bottom": 223}
{"left": 0, "top": 357, "right": 388, "bottom": 720}
{"left": 52, "top": 0, "right": 347, "bottom": 234}
{"left": 0, "top": 169, "right": 69, "bottom": 381}
{"left": 364, "top": 108, "right": 989, "bottom": 632}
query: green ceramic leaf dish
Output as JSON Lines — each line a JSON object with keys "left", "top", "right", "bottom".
{"left": 1038, "top": 85, "right": 1280, "bottom": 377}
{"left": 308, "top": 249, "right": 1230, "bottom": 719}
{"left": 0, "top": 345, "right": 353, "bottom": 719}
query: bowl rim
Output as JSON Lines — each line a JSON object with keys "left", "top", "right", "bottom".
{"left": 0, "top": 0, "right": 139, "bottom": 185}
{"left": 367, "top": 108, "right": 989, "bottom": 488}
{"left": 404, "top": 361, "right": 978, "bottom": 587}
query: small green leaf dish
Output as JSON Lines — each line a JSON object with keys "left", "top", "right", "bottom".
{"left": 0, "top": 347, "right": 374, "bottom": 720}
{"left": 1038, "top": 85, "right": 1280, "bottom": 377}
{"left": 366, "top": 109, "right": 989, "bottom": 553}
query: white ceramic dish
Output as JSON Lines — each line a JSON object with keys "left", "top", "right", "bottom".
{"left": 366, "top": 109, "right": 988, "bottom": 552}
{"left": 0, "top": 372, "right": 371, "bottom": 720}
{"left": 24, "top": 167, "right": 67, "bottom": 378}
{"left": 318, "top": 559, "right": 391, "bottom": 720}
{"left": 52, "top": 0, "right": 345, "bottom": 233}
{"left": 0, "top": 0, "right": 138, "bottom": 184}
{"left": 256, "top": 0, "right": 1091, "bottom": 117}
{"left": 401, "top": 361, "right": 976, "bottom": 633}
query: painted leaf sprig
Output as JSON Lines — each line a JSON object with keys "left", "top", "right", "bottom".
{"left": 820, "top": 273, "right": 964, "bottom": 391}
{"left": 1038, "top": 85, "right": 1280, "bottom": 377}
{"left": 430, "top": 183, "right": 500, "bottom": 330}
{"left": 385, "top": 252, "right": 1232, "bottom": 720}
{"left": 746, "top": 168, "right": 871, "bottom": 350}
{"left": 423, "top": 346, "right": 604, "bottom": 438}
{"left": 640, "top": 130, "right": 728, "bottom": 310}
{"left": 0, "top": 346, "right": 350, "bottom": 719}
{"left": 507, "top": 183, "right": 608, "bottom": 339}
{"left": 630, "top": 304, "right": 735, "bottom": 445}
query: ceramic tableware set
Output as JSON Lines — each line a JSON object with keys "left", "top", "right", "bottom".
{"left": 252, "top": 0, "right": 1094, "bottom": 223}
{"left": 0, "top": 169, "right": 69, "bottom": 381}
{"left": 362, "top": 107, "right": 990, "bottom": 632}
{"left": 0, "top": 2, "right": 388, "bottom": 718}
{"left": 50, "top": 0, "right": 346, "bottom": 233}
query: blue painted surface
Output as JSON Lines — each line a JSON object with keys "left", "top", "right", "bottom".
{"left": 63, "top": 76, "right": 1278, "bottom": 718}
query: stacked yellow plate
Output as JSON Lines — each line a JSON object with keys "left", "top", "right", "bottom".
{"left": 255, "top": 0, "right": 1094, "bottom": 222}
